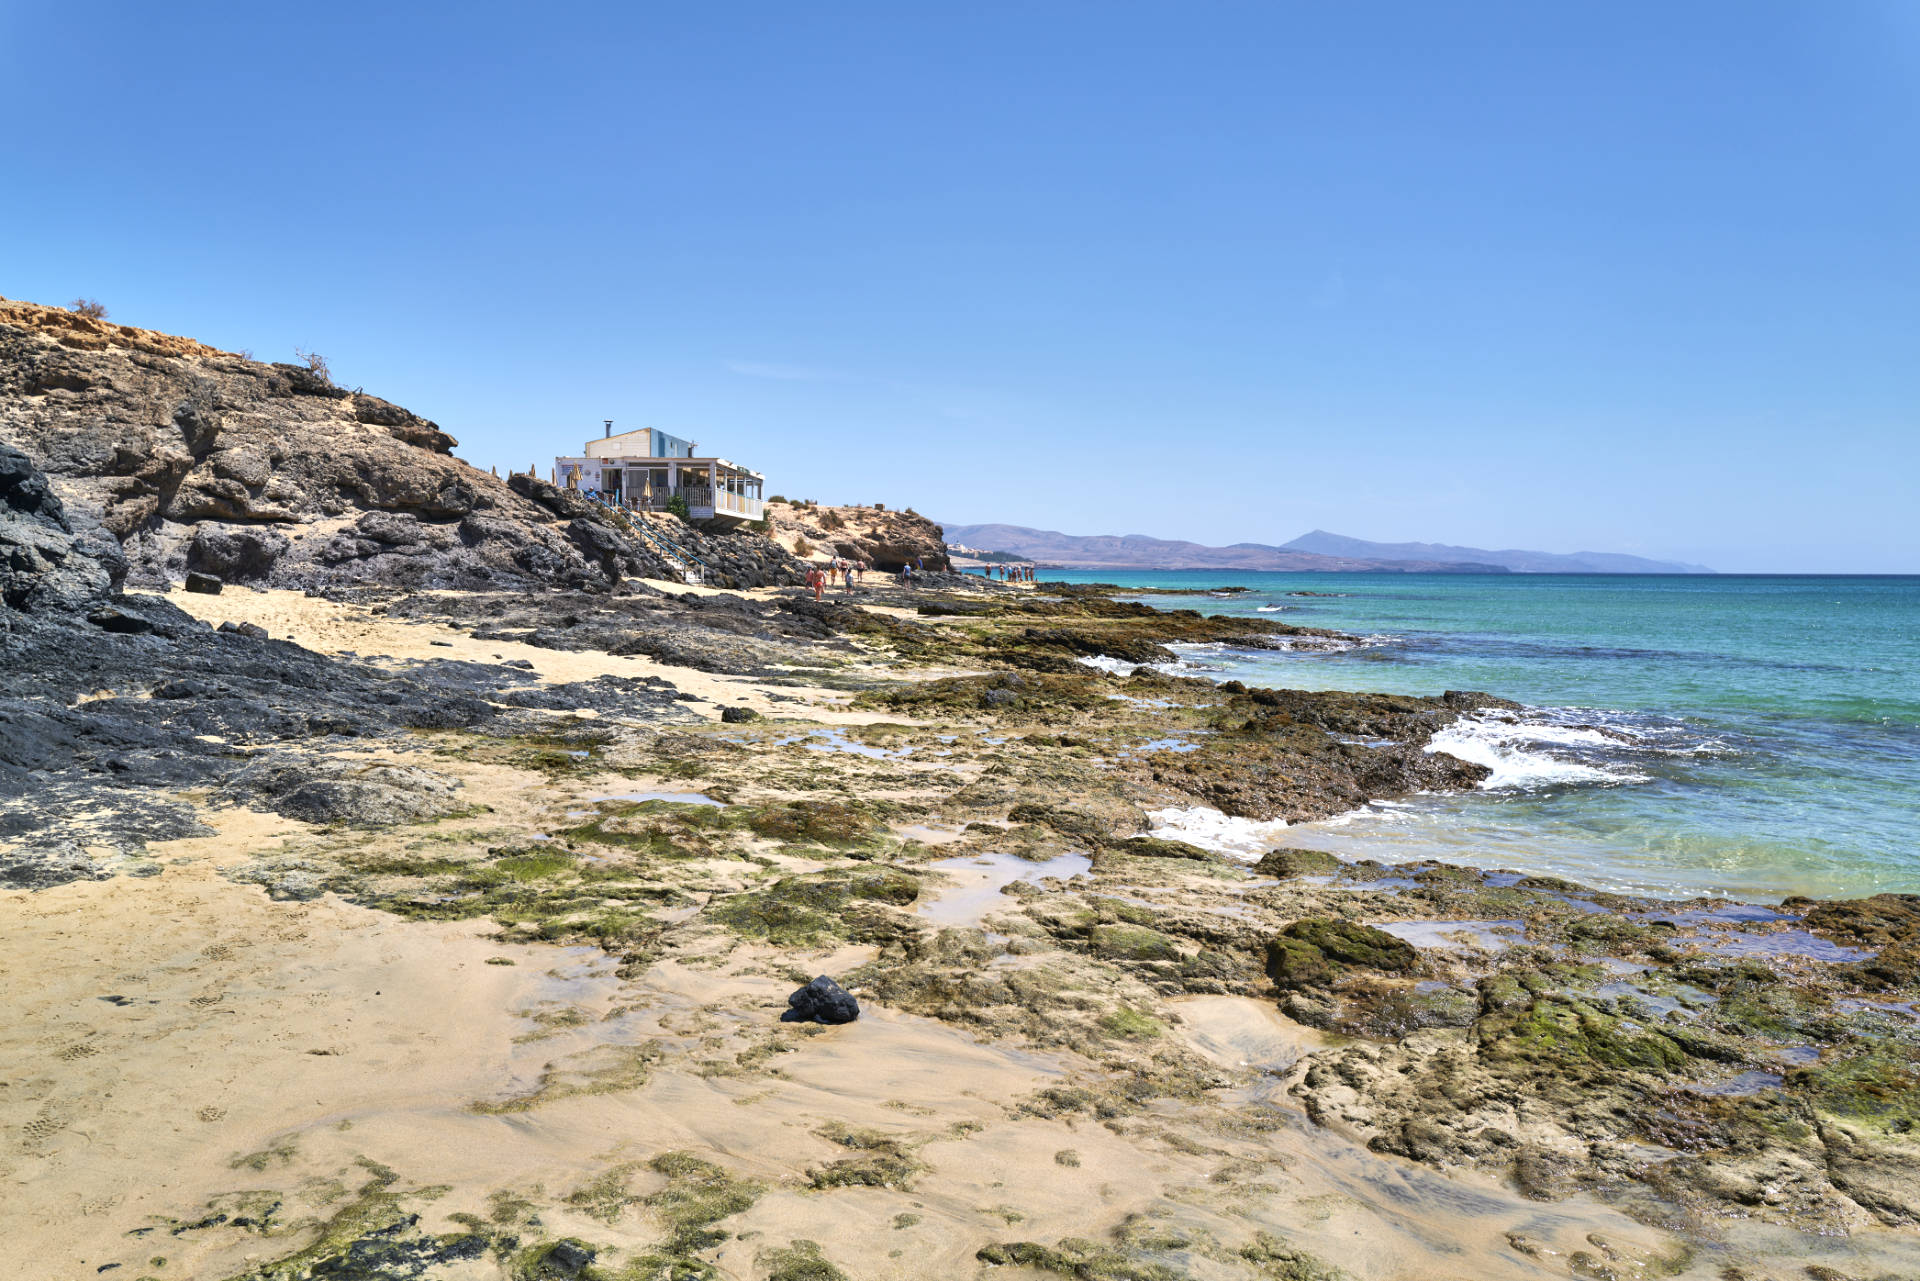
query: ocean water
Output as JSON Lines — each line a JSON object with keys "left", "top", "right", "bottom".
{"left": 1040, "top": 571, "right": 1919, "bottom": 902}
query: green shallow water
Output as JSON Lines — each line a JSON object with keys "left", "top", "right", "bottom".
{"left": 1029, "top": 571, "right": 1919, "bottom": 901}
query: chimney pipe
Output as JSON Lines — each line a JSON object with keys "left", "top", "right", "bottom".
{"left": 604, "top": 419, "right": 613, "bottom": 439}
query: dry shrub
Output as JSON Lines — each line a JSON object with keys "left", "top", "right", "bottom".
{"left": 70, "top": 298, "right": 108, "bottom": 320}
{"left": 294, "top": 347, "right": 332, "bottom": 383}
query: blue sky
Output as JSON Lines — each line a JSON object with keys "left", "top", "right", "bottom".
{"left": 4, "top": 3, "right": 1915, "bottom": 571}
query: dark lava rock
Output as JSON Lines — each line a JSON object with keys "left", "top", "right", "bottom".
{"left": 0, "top": 842, "right": 110, "bottom": 890}
{"left": 183, "top": 571, "right": 223, "bottom": 594}
{"left": 720, "top": 705, "right": 760, "bottom": 723}
{"left": 0, "top": 449, "right": 534, "bottom": 856}
{"left": 188, "top": 526, "right": 289, "bottom": 581}
{"left": 534, "top": 1239, "right": 597, "bottom": 1276}
{"left": 783, "top": 974, "right": 859, "bottom": 1024}
{"left": 1, "top": 442, "right": 118, "bottom": 613}
{"left": 217, "top": 619, "right": 268, "bottom": 639}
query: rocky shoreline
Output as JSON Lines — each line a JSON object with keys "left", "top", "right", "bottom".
{"left": 4, "top": 307, "right": 1918, "bottom": 1280}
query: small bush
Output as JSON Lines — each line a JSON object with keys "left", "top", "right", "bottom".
{"left": 70, "top": 298, "right": 108, "bottom": 320}
{"left": 768, "top": 494, "right": 788, "bottom": 504}
{"left": 294, "top": 347, "right": 332, "bottom": 382}
{"left": 793, "top": 535, "right": 814, "bottom": 557}
{"left": 665, "top": 494, "right": 690, "bottom": 520}
{"left": 819, "top": 509, "right": 845, "bottom": 530}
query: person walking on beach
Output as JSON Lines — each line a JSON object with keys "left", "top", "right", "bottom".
{"left": 807, "top": 565, "right": 824, "bottom": 601}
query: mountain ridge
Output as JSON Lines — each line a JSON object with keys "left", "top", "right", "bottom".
{"left": 940, "top": 523, "right": 1507, "bottom": 573}
{"left": 1282, "top": 530, "right": 1713, "bottom": 574}
{"left": 944, "top": 522, "right": 1709, "bottom": 574}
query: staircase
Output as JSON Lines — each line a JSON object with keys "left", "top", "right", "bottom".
{"left": 588, "top": 497, "right": 709, "bottom": 585}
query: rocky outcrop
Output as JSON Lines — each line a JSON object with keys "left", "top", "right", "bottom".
{"left": 1, "top": 443, "right": 122, "bottom": 615}
{"left": 0, "top": 446, "right": 702, "bottom": 884}
{"left": 506, "top": 474, "right": 804, "bottom": 589}
{"left": 1121, "top": 686, "right": 1512, "bottom": 822}
{"left": 765, "top": 500, "right": 951, "bottom": 573}
{"left": 0, "top": 297, "right": 802, "bottom": 593}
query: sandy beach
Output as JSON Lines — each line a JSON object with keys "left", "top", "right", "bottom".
{"left": 6, "top": 577, "right": 1918, "bottom": 1281}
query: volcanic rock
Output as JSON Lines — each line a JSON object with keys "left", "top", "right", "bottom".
{"left": 782, "top": 974, "right": 860, "bottom": 1024}
{"left": 765, "top": 500, "right": 952, "bottom": 573}
{"left": 0, "top": 297, "right": 805, "bottom": 594}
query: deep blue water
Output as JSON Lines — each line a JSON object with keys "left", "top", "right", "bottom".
{"left": 1028, "top": 570, "right": 1919, "bottom": 900}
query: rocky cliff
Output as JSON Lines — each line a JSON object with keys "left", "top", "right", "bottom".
{"left": 0, "top": 297, "right": 804, "bottom": 592}
{"left": 765, "top": 499, "right": 950, "bottom": 572}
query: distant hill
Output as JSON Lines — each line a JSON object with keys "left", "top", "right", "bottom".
{"left": 940, "top": 522, "right": 1711, "bottom": 574}
{"left": 1282, "top": 531, "right": 1713, "bottom": 575}
{"left": 938, "top": 524, "right": 1506, "bottom": 573}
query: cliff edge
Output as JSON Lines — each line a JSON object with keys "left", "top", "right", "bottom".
{"left": 0, "top": 297, "right": 803, "bottom": 592}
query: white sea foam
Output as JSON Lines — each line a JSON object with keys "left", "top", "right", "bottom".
{"left": 1146, "top": 805, "right": 1296, "bottom": 861}
{"left": 1254, "top": 605, "right": 1287, "bottom": 613}
{"left": 1075, "top": 654, "right": 1141, "bottom": 676}
{"left": 1426, "top": 712, "right": 1652, "bottom": 790}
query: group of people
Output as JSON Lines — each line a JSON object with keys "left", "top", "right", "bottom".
{"left": 983, "top": 562, "right": 1034, "bottom": 583}
{"left": 806, "top": 557, "right": 870, "bottom": 599}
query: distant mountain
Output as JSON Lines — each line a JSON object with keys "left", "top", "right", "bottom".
{"left": 1281, "top": 531, "right": 1713, "bottom": 575}
{"left": 938, "top": 524, "right": 1507, "bottom": 573}
{"left": 939, "top": 522, "right": 1712, "bottom": 574}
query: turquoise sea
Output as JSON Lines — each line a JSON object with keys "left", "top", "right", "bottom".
{"left": 1034, "top": 571, "right": 1919, "bottom": 902}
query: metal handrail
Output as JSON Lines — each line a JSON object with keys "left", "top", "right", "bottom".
{"left": 587, "top": 495, "right": 710, "bottom": 583}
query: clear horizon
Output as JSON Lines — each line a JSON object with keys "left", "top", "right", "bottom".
{"left": 5, "top": 3, "right": 1915, "bottom": 572}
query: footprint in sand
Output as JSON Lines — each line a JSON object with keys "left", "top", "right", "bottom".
{"left": 197, "top": 1106, "right": 226, "bottom": 1122}
{"left": 21, "top": 1109, "right": 68, "bottom": 1147}
{"left": 190, "top": 992, "right": 225, "bottom": 1009}
{"left": 56, "top": 1042, "right": 99, "bottom": 1062}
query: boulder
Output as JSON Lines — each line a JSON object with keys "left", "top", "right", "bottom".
{"left": 0, "top": 443, "right": 115, "bottom": 613}
{"left": 1265, "top": 918, "right": 1419, "bottom": 990}
{"left": 183, "top": 571, "right": 223, "bottom": 594}
{"left": 782, "top": 974, "right": 859, "bottom": 1024}
{"left": 188, "top": 526, "right": 289, "bottom": 581}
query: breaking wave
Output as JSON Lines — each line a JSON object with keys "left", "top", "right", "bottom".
{"left": 1145, "top": 806, "right": 1295, "bottom": 861}
{"left": 1074, "top": 654, "right": 1143, "bottom": 676}
{"left": 1424, "top": 707, "right": 1726, "bottom": 791}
